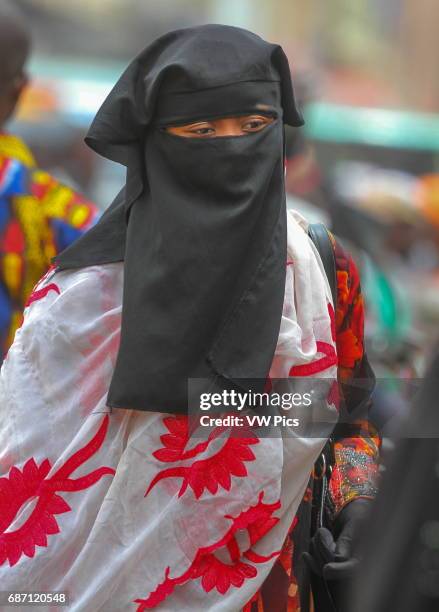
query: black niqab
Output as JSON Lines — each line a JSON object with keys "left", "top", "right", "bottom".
{"left": 56, "top": 25, "right": 304, "bottom": 413}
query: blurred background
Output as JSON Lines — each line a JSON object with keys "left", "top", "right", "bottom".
{"left": 9, "top": 0, "right": 439, "bottom": 407}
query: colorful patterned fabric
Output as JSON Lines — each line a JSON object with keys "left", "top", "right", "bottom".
{"left": 329, "top": 235, "right": 380, "bottom": 514}
{"left": 0, "top": 133, "right": 99, "bottom": 360}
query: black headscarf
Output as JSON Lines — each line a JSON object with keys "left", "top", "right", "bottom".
{"left": 56, "top": 25, "right": 304, "bottom": 413}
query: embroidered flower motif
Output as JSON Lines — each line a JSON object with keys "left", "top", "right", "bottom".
{"left": 289, "top": 303, "right": 337, "bottom": 377}
{"left": 0, "top": 416, "right": 114, "bottom": 567}
{"left": 134, "top": 492, "right": 281, "bottom": 610}
{"left": 145, "top": 416, "right": 259, "bottom": 499}
{"left": 24, "top": 265, "right": 59, "bottom": 308}
{"left": 25, "top": 283, "right": 60, "bottom": 308}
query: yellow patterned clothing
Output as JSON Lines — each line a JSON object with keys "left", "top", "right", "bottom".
{"left": 0, "top": 133, "right": 99, "bottom": 359}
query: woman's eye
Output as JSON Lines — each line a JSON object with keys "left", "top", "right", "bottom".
{"left": 190, "top": 126, "right": 215, "bottom": 136}
{"left": 243, "top": 119, "right": 269, "bottom": 131}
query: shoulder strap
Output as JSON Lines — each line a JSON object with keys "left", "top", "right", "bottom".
{"left": 308, "top": 224, "right": 338, "bottom": 538}
{"left": 308, "top": 223, "right": 337, "bottom": 308}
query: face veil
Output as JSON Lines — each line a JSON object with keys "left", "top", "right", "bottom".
{"left": 55, "top": 25, "right": 304, "bottom": 413}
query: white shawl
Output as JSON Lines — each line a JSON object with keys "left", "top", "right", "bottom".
{"left": 0, "top": 211, "right": 338, "bottom": 611}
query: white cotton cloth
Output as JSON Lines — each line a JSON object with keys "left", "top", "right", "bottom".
{"left": 0, "top": 210, "right": 338, "bottom": 611}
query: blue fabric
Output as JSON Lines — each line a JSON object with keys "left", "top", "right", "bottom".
{"left": 50, "top": 218, "right": 83, "bottom": 252}
{"left": 0, "top": 282, "right": 12, "bottom": 352}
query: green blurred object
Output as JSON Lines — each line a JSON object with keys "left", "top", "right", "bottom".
{"left": 29, "top": 55, "right": 125, "bottom": 83}
{"left": 361, "top": 253, "right": 411, "bottom": 349}
{"left": 304, "top": 103, "right": 439, "bottom": 151}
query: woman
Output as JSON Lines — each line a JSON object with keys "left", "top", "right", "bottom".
{"left": 0, "top": 25, "right": 378, "bottom": 611}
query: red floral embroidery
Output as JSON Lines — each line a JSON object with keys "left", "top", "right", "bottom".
{"left": 25, "top": 283, "right": 60, "bottom": 308}
{"left": 134, "top": 492, "right": 281, "bottom": 610}
{"left": 24, "top": 265, "right": 58, "bottom": 306}
{"left": 0, "top": 416, "right": 115, "bottom": 567}
{"left": 289, "top": 303, "right": 337, "bottom": 377}
{"left": 145, "top": 416, "right": 259, "bottom": 499}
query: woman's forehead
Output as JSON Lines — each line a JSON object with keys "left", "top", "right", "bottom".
{"left": 154, "top": 81, "right": 282, "bottom": 127}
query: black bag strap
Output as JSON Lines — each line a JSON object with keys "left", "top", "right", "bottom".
{"left": 307, "top": 225, "right": 343, "bottom": 612}
{"left": 307, "top": 222, "right": 338, "bottom": 523}
{"left": 308, "top": 223, "right": 337, "bottom": 309}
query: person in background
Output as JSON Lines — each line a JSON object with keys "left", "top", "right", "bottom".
{"left": 0, "top": 1, "right": 99, "bottom": 360}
